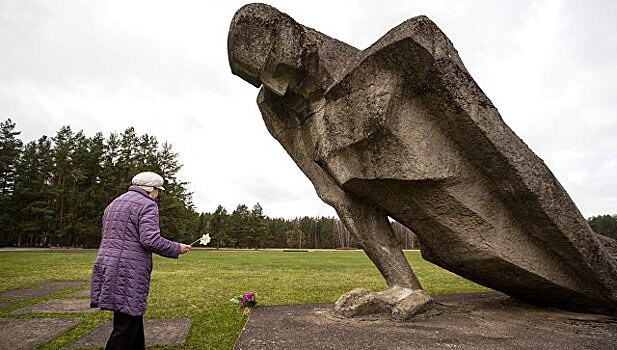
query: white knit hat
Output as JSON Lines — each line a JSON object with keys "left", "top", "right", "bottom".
{"left": 132, "top": 172, "right": 165, "bottom": 192}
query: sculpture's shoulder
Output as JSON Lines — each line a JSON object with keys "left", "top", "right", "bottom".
{"left": 329, "top": 15, "right": 467, "bottom": 97}
{"left": 366, "top": 15, "right": 461, "bottom": 65}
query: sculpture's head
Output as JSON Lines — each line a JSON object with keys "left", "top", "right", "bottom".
{"left": 228, "top": 3, "right": 304, "bottom": 96}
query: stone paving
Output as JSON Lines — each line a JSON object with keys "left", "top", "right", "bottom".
{"left": 11, "top": 299, "right": 97, "bottom": 314}
{"left": 66, "top": 318, "right": 192, "bottom": 349}
{"left": 0, "top": 301, "right": 18, "bottom": 310}
{"left": 64, "top": 289, "right": 90, "bottom": 298}
{"left": 37, "top": 281, "right": 88, "bottom": 289}
{"left": 0, "top": 288, "right": 58, "bottom": 299}
{"left": 0, "top": 318, "right": 81, "bottom": 350}
{"left": 0, "top": 281, "right": 193, "bottom": 349}
{"left": 234, "top": 293, "right": 617, "bottom": 350}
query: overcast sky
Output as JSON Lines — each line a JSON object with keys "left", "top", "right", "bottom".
{"left": 1, "top": 0, "right": 615, "bottom": 218}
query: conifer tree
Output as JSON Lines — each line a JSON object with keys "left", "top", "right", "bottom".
{"left": 210, "top": 205, "right": 229, "bottom": 248}
{"left": 12, "top": 137, "right": 55, "bottom": 246}
{"left": 229, "top": 204, "right": 250, "bottom": 248}
{"left": 249, "top": 203, "right": 269, "bottom": 249}
{"left": 0, "top": 120, "right": 200, "bottom": 247}
{"left": 0, "top": 119, "right": 23, "bottom": 244}
{"left": 0, "top": 118, "right": 22, "bottom": 196}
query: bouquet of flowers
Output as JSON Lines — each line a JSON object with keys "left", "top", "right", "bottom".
{"left": 231, "top": 291, "right": 257, "bottom": 315}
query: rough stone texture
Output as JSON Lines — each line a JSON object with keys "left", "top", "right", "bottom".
{"left": 335, "top": 287, "right": 432, "bottom": 320}
{"left": 228, "top": 3, "right": 617, "bottom": 316}
{"left": 65, "top": 318, "right": 192, "bottom": 349}
{"left": 0, "top": 288, "right": 57, "bottom": 299}
{"left": 335, "top": 290, "right": 390, "bottom": 317}
{"left": 595, "top": 233, "right": 617, "bottom": 259}
{"left": 233, "top": 293, "right": 617, "bottom": 350}
{"left": 334, "top": 288, "right": 371, "bottom": 310}
{"left": 11, "top": 299, "right": 97, "bottom": 314}
{"left": 0, "top": 318, "right": 81, "bottom": 350}
{"left": 391, "top": 289, "right": 433, "bottom": 321}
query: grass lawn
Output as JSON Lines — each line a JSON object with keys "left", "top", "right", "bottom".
{"left": 0, "top": 250, "right": 489, "bottom": 349}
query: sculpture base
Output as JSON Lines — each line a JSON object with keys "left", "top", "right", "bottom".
{"left": 233, "top": 292, "right": 617, "bottom": 350}
{"left": 334, "top": 287, "right": 433, "bottom": 320}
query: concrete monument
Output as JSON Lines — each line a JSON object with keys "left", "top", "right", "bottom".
{"left": 227, "top": 3, "right": 617, "bottom": 319}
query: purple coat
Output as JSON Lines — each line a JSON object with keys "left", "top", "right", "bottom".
{"left": 90, "top": 186, "right": 181, "bottom": 316}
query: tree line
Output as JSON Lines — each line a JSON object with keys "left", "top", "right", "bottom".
{"left": 8, "top": 118, "right": 613, "bottom": 250}
{"left": 0, "top": 118, "right": 419, "bottom": 249}
{"left": 588, "top": 215, "right": 617, "bottom": 241}
{"left": 0, "top": 118, "right": 198, "bottom": 247}
{"left": 196, "top": 206, "right": 418, "bottom": 250}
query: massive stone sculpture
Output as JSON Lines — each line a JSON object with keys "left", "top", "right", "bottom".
{"left": 227, "top": 3, "right": 617, "bottom": 319}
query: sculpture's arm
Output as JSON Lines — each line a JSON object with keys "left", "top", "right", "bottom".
{"left": 257, "top": 88, "right": 423, "bottom": 291}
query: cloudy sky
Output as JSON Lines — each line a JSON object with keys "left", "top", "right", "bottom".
{"left": 1, "top": 0, "right": 615, "bottom": 218}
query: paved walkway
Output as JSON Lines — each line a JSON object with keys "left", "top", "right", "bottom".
{"left": 0, "top": 248, "right": 97, "bottom": 252}
{"left": 65, "top": 318, "right": 192, "bottom": 349}
{"left": 234, "top": 292, "right": 617, "bottom": 350}
{"left": 0, "top": 281, "right": 191, "bottom": 349}
{"left": 5, "top": 281, "right": 617, "bottom": 349}
{"left": 0, "top": 318, "right": 81, "bottom": 350}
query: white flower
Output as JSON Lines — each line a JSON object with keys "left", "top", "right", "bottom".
{"left": 199, "top": 233, "right": 211, "bottom": 246}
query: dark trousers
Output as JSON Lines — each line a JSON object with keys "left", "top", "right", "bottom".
{"left": 105, "top": 311, "right": 145, "bottom": 350}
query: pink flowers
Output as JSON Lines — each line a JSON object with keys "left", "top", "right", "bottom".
{"left": 239, "top": 291, "right": 256, "bottom": 308}
{"left": 231, "top": 291, "right": 257, "bottom": 313}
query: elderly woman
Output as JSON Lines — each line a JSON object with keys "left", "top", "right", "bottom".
{"left": 90, "top": 171, "right": 191, "bottom": 350}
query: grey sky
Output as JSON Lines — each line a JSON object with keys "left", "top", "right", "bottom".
{"left": 1, "top": 0, "right": 615, "bottom": 218}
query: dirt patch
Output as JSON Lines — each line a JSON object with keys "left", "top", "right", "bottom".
{"left": 234, "top": 292, "right": 617, "bottom": 350}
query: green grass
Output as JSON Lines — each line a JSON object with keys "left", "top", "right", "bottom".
{"left": 0, "top": 250, "right": 489, "bottom": 349}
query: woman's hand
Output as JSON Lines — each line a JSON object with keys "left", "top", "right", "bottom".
{"left": 179, "top": 244, "right": 191, "bottom": 254}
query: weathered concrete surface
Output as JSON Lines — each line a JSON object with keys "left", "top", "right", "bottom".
{"left": 595, "top": 233, "right": 617, "bottom": 258}
{"left": 227, "top": 3, "right": 617, "bottom": 316}
{"left": 0, "top": 281, "right": 87, "bottom": 300}
{"left": 11, "top": 299, "right": 97, "bottom": 314}
{"left": 37, "top": 281, "right": 88, "bottom": 289}
{"left": 0, "top": 288, "right": 57, "bottom": 299}
{"left": 65, "top": 318, "right": 192, "bottom": 349}
{"left": 64, "top": 289, "right": 90, "bottom": 298}
{"left": 0, "top": 301, "right": 18, "bottom": 310}
{"left": 0, "top": 318, "right": 81, "bottom": 350}
{"left": 233, "top": 293, "right": 617, "bottom": 350}
{"left": 335, "top": 287, "right": 433, "bottom": 321}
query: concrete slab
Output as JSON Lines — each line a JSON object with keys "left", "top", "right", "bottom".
{"left": 66, "top": 318, "right": 192, "bottom": 349}
{"left": 233, "top": 293, "right": 617, "bottom": 350}
{"left": 11, "top": 299, "right": 97, "bottom": 314}
{"left": 64, "top": 289, "right": 90, "bottom": 298}
{"left": 0, "top": 289, "right": 57, "bottom": 299}
{"left": 0, "top": 318, "right": 81, "bottom": 350}
{"left": 0, "top": 301, "right": 18, "bottom": 310}
{"left": 37, "top": 281, "right": 88, "bottom": 289}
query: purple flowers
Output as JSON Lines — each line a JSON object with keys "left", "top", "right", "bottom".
{"left": 239, "top": 292, "right": 256, "bottom": 308}
{"left": 231, "top": 291, "right": 257, "bottom": 310}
